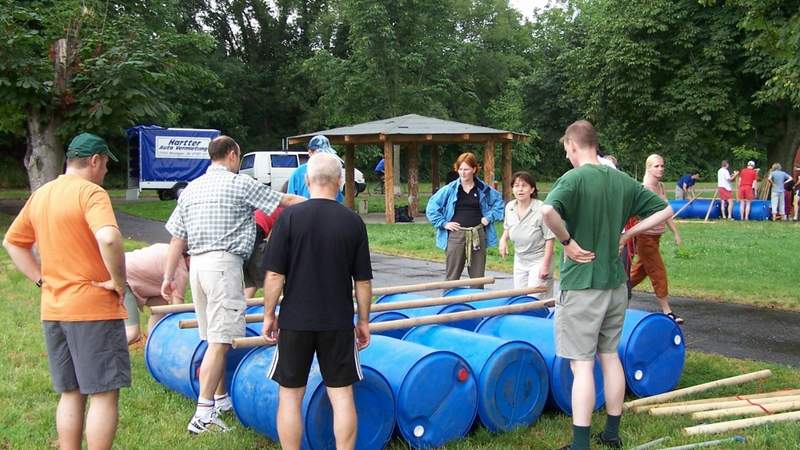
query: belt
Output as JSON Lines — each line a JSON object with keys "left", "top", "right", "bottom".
{"left": 457, "top": 224, "right": 483, "bottom": 268}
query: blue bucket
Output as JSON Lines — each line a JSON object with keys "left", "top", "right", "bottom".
{"left": 359, "top": 335, "right": 478, "bottom": 449}
{"left": 144, "top": 312, "right": 258, "bottom": 400}
{"left": 474, "top": 315, "right": 605, "bottom": 415}
{"left": 375, "top": 293, "right": 479, "bottom": 332}
{"left": 402, "top": 325, "right": 549, "bottom": 432}
{"left": 443, "top": 287, "right": 548, "bottom": 318}
{"left": 731, "top": 199, "right": 771, "bottom": 220}
{"left": 230, "top": 346, "right": 396, "bottom": 450}
{"left": 620, "top": 309, "right": 685, "bottom": 397}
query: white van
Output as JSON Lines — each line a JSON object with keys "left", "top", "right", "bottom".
{"left": 239, "top": 150, "right": 366, "bottom": 194}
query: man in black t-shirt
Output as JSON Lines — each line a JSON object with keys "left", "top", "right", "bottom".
{"left": 261, "top": 152, "right": 372, "bottom": 450}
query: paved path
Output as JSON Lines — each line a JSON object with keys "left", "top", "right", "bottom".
{"left": 2, "top": 199, "right": 799, "bottom": 368}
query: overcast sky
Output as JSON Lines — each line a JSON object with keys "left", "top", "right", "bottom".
{"left": 508, "top": 0, "right": 554, "bottom": 20}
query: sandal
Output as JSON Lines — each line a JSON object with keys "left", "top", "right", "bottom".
{"left": 667, "top": 312, "right": 684, "bottom": 325}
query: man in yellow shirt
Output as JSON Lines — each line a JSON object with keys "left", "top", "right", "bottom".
{"left": 3, "top": 133, "right": 129, "bottom": 450}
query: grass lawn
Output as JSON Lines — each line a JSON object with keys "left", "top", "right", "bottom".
{"left": 1, "top": 211, "right": 799, "bottom": 448}
{"left": 367, "top": 220, "right": 800, "bottom": 310}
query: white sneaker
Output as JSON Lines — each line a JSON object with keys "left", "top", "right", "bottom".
{"left": 214, "top": 396, "right": 233, "bottom": 414}
{"left": 187, "top": 412, "right": 232, "bottom": 434}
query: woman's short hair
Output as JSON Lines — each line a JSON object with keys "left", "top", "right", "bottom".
{"left": 511, "top": 171, "right": 538, "bottom": 199}
{"left": 453, "top": 152, "right": 480, "bottom": 172}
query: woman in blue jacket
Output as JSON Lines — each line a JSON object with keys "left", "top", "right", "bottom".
{"left": 426, "top": 152, "right": 504, "bottom": 281}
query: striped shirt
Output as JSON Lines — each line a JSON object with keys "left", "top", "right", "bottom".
{"left": 166, "top": 164, "right": 282, "bottom": 258}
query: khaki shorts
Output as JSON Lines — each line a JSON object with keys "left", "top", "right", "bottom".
{"left": 190, "top": 251, "right": 246, "bottom": 344}
{"left": 555, "top": 283, "right": 628, "bottom": 360}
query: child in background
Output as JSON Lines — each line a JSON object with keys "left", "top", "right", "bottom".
{"left": 499, "top": 171, "right": 555, "bottom": 291}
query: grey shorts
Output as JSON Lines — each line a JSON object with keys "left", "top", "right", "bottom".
{"left": 190, "top": 251, "right": 246, "bottom": 344}
{"left": 554, "top": 283, "right": 628, "bottom": 360}
{"left": 243, "top": 239, "right": 268, "bottom": 289}
{"left": 43, "top": 320, "right": 131, "bottom": 394}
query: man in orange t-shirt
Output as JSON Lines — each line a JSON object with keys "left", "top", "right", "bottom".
{"left": 738, "top": 160, "right": 759, "bottom": 220}
{"left": 3, "top": 133, "right": 129, "bottom": 450}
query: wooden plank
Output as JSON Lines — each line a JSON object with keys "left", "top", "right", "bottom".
{"left": 483, "top": 140, "right": 496, "bottom": 186}
{"left": 383, "top": 140, "right": 395, "bottom": 223}
{"left": 431, "top": 143, "right": 440, "bottom": 193}
{"left": 407, "top": 142, "right": 419, "bottom": 217}
{"left": 345, "top": 143, "right": 355, "bottom": 209}
{"left": 502, "top": 142, "right": 513, "bottom": 201}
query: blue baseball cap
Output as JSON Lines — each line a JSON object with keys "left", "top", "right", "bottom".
{"left": 308, "top": 135, "right": 335, "bottom": 154}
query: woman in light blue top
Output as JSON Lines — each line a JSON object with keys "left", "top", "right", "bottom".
{"left": 766, "top": 163, "right": 792, "bottom": 220}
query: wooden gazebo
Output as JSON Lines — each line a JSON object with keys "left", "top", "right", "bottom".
{"left": 288, "top": 114, "right": 529, "bottom": 223}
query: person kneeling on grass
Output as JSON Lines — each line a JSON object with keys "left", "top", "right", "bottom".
{"left": 124, "top": 243, "right": 189, "bottom": 344}
{"left": 262, "top": 152, "right": 372, "bottom": 450}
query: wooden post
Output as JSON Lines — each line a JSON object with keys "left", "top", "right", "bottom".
{"left": 431, "top": 144, "right": 440, "bottom": 193}
{"left": 407, "top": 142, "right": 419, "bottom": 217}
{"left": 345, "top": 143, "right": 355, "bottom": 210}
{"left": 384, "top": 140, "right": 395, "bottom": 223}
{"left": 483, "top": 140, "right": 495, "bottom": 186}
{"left": 502, "top": 142, "right": 512, "bottom": 201}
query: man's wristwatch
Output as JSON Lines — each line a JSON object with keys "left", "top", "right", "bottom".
{"left": 560, "top": 237, "right": 572, "bottom": 246}
{"left": 35, "top": 278, "right": 42, "bottom": 288}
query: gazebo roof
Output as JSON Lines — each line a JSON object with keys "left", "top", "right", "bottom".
{"left": 288, "top": 114, "right": 529, "bottom": 145}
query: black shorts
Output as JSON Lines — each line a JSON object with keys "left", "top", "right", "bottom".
{"left": 43, "top": 320, "right": 131, "bottom": 394}
{"left": 268, "top": 329, "right": 362, "bottom": 388}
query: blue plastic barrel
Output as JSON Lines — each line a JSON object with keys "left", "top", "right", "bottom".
{"left": 687, "top": 199, "right": 721, "bottom": 219}
{"left": 620, "top": 309, "right": 685, "bottom": 397}
{"left": 668, "top": 200, "right": 690, "bottom": 218}
{"left": 230, "top": 346, "right": 395, "bottom": 450}
{"left": 375, "top": 293, "right": 479, "bottom": 332}
{"left": 402, "top": 325, "right": 549, "bottom": 432}
{"left": 443, "top": 287, "right": 548, "bottom": 318}
{"left": 475, "top": 315, "right": 605, "bottom": 415}
{"left": 359, "top": 335, "right": 478, "bottom": 449}
{"left": 731, "top": 199, "right": 771, "bottom": 220}
{"left": 144, "top": 312, "right": 258, "bottom": 400}
{"left": 369, "top": 311, "right": 411, "bottom": 339}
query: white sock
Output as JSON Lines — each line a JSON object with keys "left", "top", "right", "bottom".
{"left": 214, "top": 394, "right": 231, "bottom": 407}
{"left": 195, "top": 397, "right": 214, "bottom": 420}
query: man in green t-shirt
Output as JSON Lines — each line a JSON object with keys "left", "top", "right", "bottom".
{"left": 542, "top": 120, "right": 673, "bottom": 450}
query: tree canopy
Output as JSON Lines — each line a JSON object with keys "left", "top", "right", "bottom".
{"left": 1, "top": 0, "right": 799, "bottom": 187}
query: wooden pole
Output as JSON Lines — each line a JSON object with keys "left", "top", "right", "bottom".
{"left": 649, "top": 394, "right": 800, "bottom": 416}
{"left": 483, "top": 140, "right": 495, "bottom": 186}
{"left": 431, "top": 144, "right": 440, "bottom": 193}
{"left": 703, "top": 189, "right": 717, "bottom": 222}
{"left": 632, "top": 389, "right": 800, "bottom": 413}
{"left": 384, "top": 140, "right": 395, "bottom": 223}
{"left": 232, "top": 298, "right": 555, "bottom": 349}
{"left": 502, "top": 142, "right": 512, "bottom": 201}
{"left": 692, "top": 399, "right": 800, "bottom": 420}
{"left": 683, "top": 410, "right": 800, "bottom": 436}
{"left": 150, "top": 298, "right": 267, "bottom": 315}
{"left": 345, "top": 143, "right": 355, "bottom": 210}
{"left": 407, "top": 142, "right": 419, "bottom": 217}
{"left": 623, "top": 370, "right": 773, "bottom": 410}
{"left": 152, "top": 276, "right": 497, "bottom": 315}
{"left": 179, "top": 286, "right": 548, "bottom": 329}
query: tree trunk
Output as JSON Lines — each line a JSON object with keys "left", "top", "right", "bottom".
{"left": 25, "top": 107, "right": 63, "bottom": 191}
{"left": 767, "top": 110, "right": 800, "bottom": 174}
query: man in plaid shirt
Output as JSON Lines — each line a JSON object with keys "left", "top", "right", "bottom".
{"left": 162, "top": 135, "right": 305, "bottom": 434}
